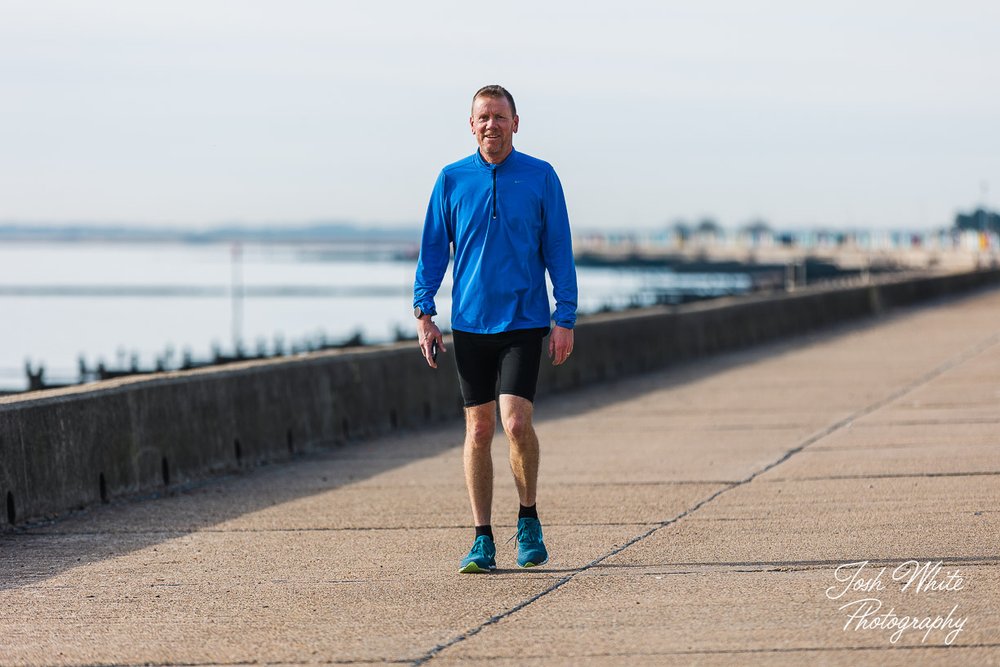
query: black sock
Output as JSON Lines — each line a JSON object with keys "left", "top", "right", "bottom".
{"left": 518, "top": 504, "right": 538, "bottom": 520}
{"left": 475, "top": 525, "right": 494, "bottom": 541}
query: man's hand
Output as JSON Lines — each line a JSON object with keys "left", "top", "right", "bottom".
{"left": 548, "top": 325, "right": 574, "bottom": 366}
{"left": 417, "top": 316, "right": 445, "bottom": 368}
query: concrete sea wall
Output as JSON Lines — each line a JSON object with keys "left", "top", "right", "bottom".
{"left": 2, "top": 269, "right": 999, "bottom": 529}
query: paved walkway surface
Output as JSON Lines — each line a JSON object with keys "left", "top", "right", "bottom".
{"left": 2, "top": 289, "right": 1000, "bottom": 666}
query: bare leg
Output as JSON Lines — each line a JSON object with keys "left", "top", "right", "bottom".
{"left": 463, "top": 402, "right": 497, "bottom": 526}
{"left": 499, "top": 394, "right": 539, "bottom": 507}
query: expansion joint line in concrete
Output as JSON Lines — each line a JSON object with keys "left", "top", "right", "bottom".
{"left": 764, "top": 470, "right": 1000, "bottom": 482}
{"left": 73, "top": 660, "right": 413, "bottom": 666}
{"left": 411, "top": 330, "right": 1000, "bottom": 666}
{"left": 598, "top": 641, "right": 1000, "bottom": 659}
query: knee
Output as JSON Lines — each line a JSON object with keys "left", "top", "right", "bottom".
{"left": 466, "top": 417, "right": 495, "bottom": 447}
{"left": 503, "top": 413, "right": 534, "bottom": 443}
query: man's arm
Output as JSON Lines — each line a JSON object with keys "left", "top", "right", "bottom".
{"left": 416, "top": 315, "right": 445, "bottom": 369}
{"left": 548, "top": 325, "right": 574, "bottom": 366}
{"left": 540, "top": 167, "right": 577, "bottom": 366}
{"left": 413, "top": 171, "right": 451, "bottom": 368}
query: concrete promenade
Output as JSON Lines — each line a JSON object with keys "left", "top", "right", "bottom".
{"left": 2, "top": 289, "right": 999, "bottom": 665}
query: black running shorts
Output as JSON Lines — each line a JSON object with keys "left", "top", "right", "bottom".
{"left": 452, "top": 327, "right": 549, "bottom": 407}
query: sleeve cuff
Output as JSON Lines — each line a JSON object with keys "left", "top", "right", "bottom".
{"left": 414, "top": 301, "right": 437, "bottom": 317}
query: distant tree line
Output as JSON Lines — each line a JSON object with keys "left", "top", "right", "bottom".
{"left": 954, "top": 208, "right": 1000, "bottom": 234}
{"left": 669, "top": 218, "right": 770, "bottom": 241}
{"left": 670, "top": 209, "right": 1000, "bottom": 239}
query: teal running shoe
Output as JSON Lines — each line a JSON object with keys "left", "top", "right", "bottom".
{"left": 515, "top": 517, "right": 549, "bottom": 568}
{"left": 459, "top": 535, "right": 496, "bottom": 573}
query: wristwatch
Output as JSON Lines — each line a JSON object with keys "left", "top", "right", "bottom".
{"left": 414, "top": 306, "right": 435, "bottom": 319}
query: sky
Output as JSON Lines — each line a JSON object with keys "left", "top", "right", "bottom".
{"left": 1, "top": 0, "right": 998, "bottom": 232}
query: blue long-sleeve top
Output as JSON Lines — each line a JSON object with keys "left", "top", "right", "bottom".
{"left": 413, "top": 149, "right": 578, "bottom": 334}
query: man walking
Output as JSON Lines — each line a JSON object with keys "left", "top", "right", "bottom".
{"left": 413, "top": 85, "right": 578, "bottom": 573}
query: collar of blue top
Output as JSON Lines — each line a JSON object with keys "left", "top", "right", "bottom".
{"left": 473, "top": 147, "right": 516, "bottom": 170}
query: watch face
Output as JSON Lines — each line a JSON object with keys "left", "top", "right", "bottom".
{"left": 414, "top": 306, "right": 423, "bottom": 319}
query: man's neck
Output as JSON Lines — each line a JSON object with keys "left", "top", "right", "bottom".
{"left": 479, "top": 147, "right": 513, "bottom": 165}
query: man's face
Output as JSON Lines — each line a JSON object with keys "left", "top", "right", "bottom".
{"left": 470, "top": 95, "right": 518, "bottom": 163}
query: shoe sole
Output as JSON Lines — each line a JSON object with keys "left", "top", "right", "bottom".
{"left": 459, "top": 562, "right": 496, "bottom": 574}
{"left": 517, "top": 557, "right": 549, "bottom": 568}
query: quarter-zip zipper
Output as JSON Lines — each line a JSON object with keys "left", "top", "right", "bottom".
{"left": 491, "top": 168, "right": 497, "bottom": 220}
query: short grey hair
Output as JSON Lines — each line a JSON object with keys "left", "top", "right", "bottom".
{"left": 472, "top": 85, "right": 516, "bottom": 116}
